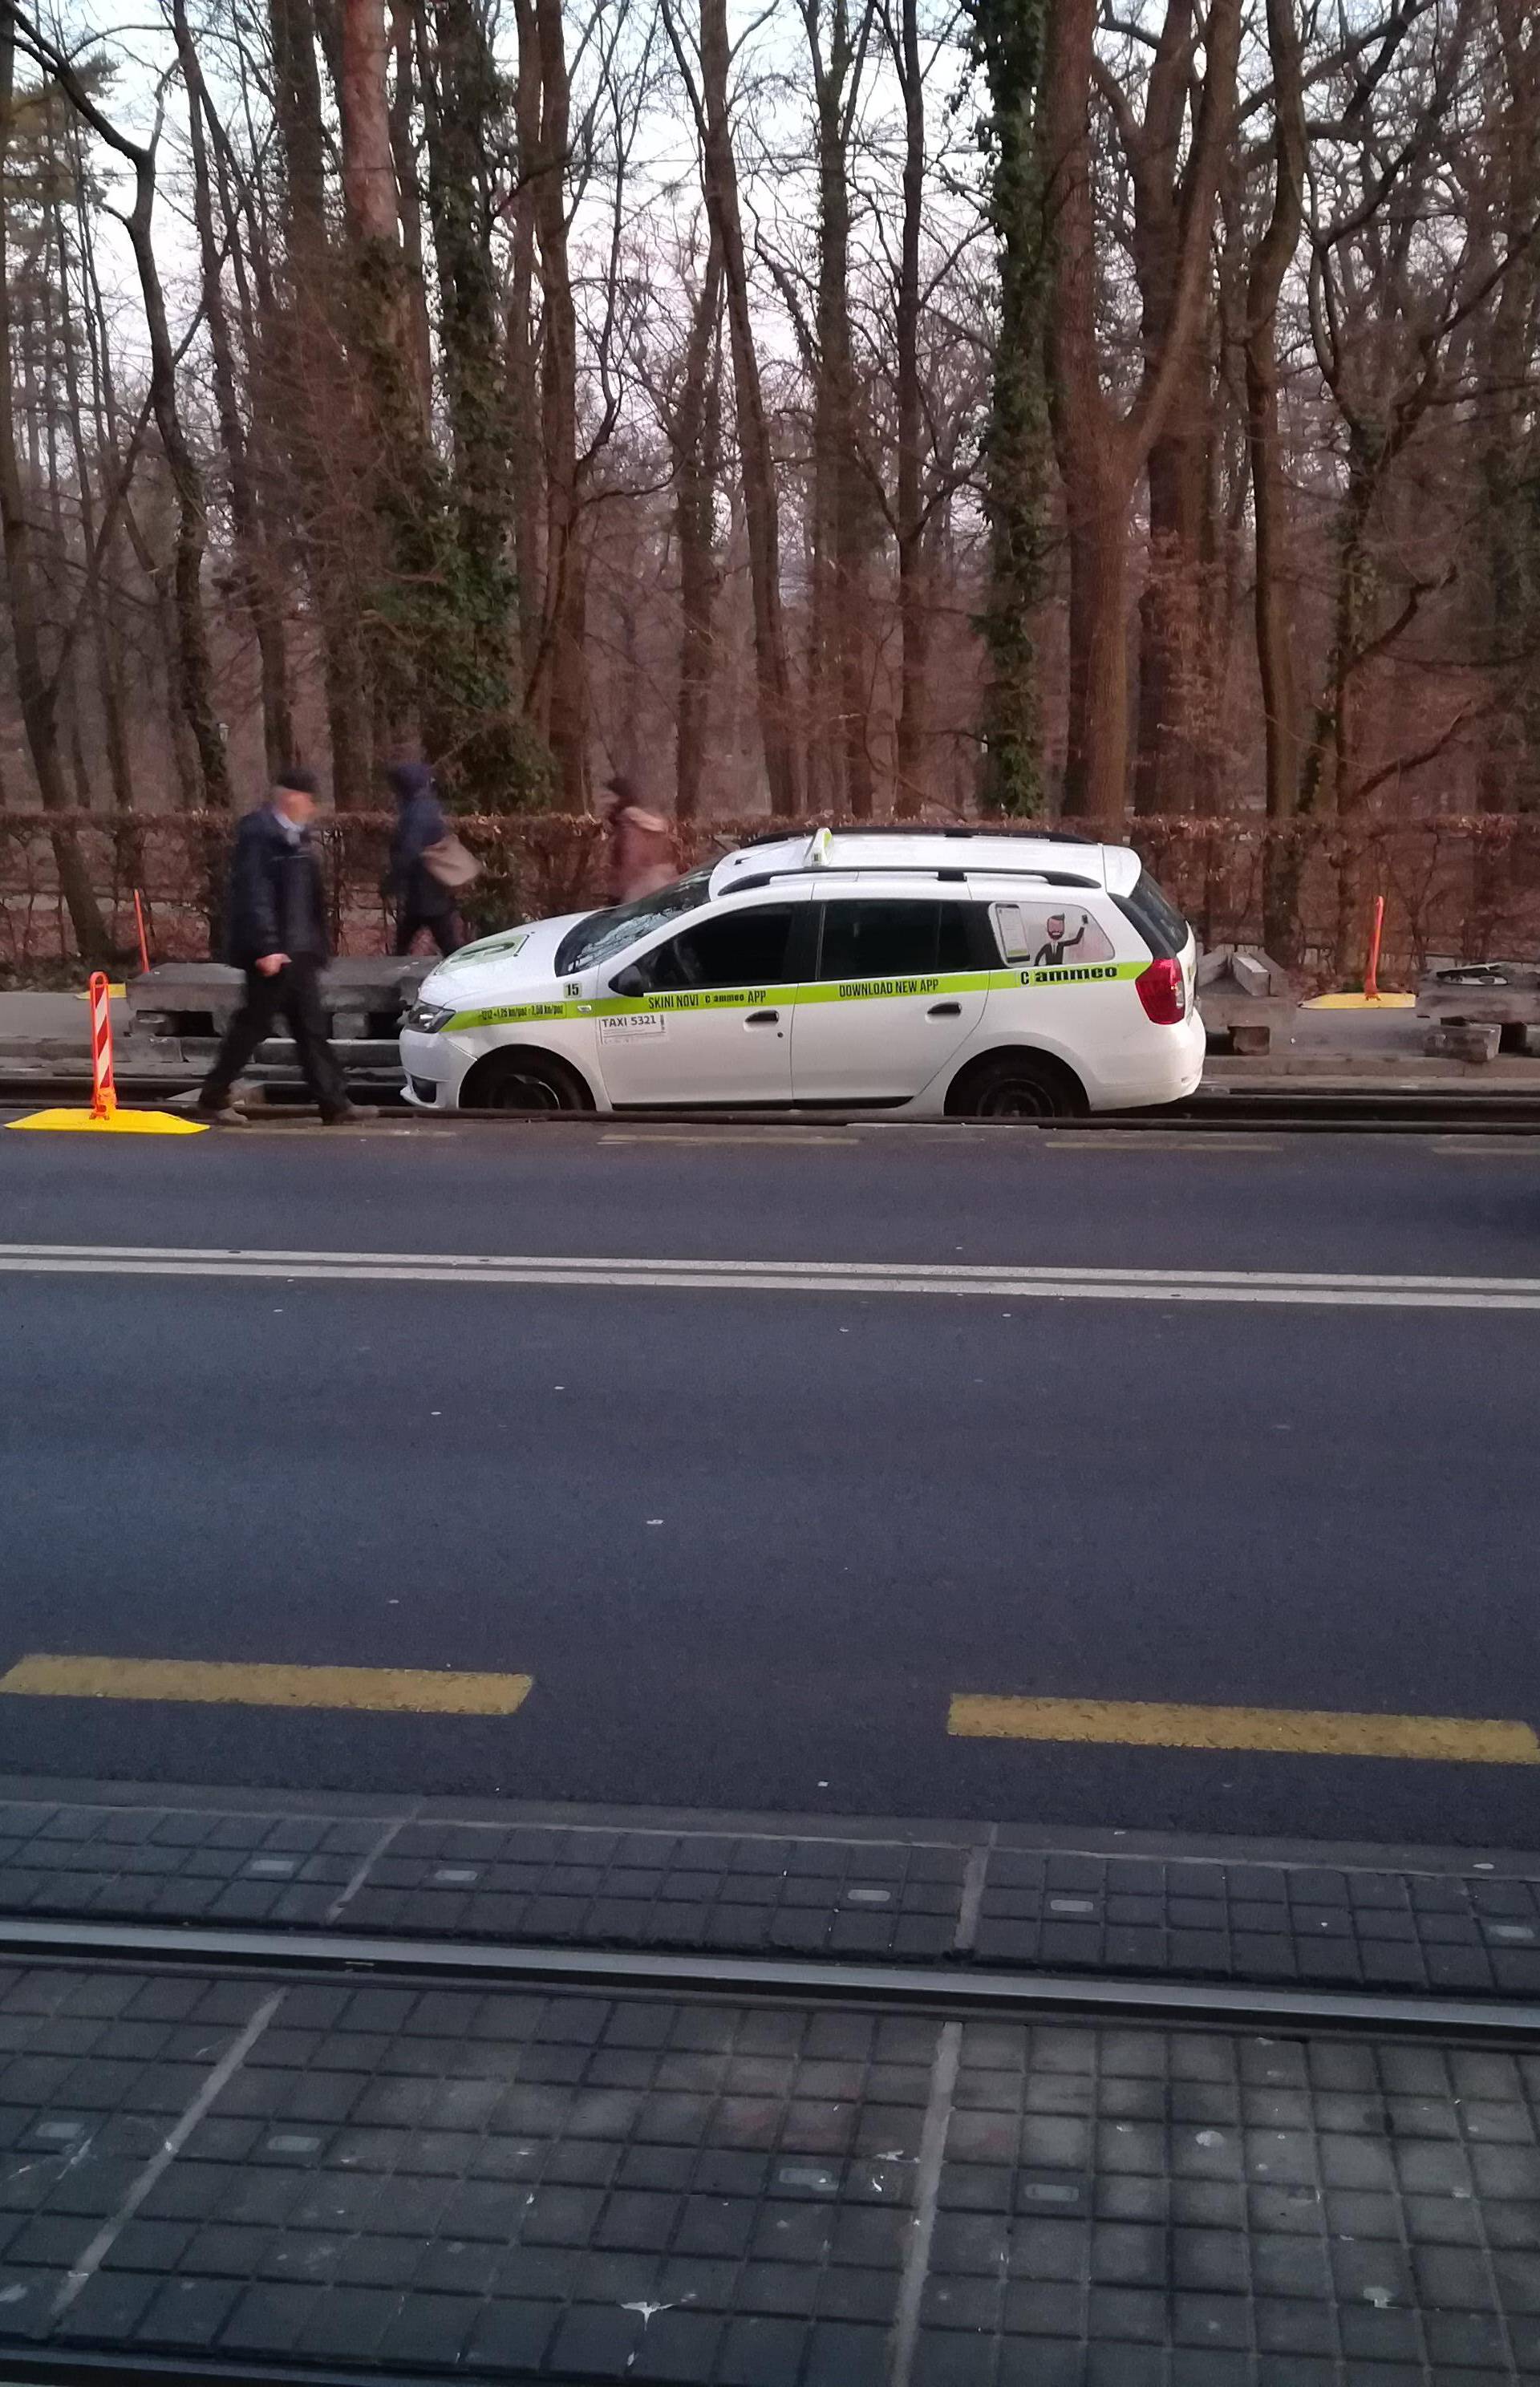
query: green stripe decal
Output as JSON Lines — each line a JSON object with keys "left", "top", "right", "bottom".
{"left": 443, "top": 962, "right": 1145, "bottom": 1035}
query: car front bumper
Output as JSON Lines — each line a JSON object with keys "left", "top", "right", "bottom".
{"left": 399, "top": 1028, "right": 468, "bottom": 1109}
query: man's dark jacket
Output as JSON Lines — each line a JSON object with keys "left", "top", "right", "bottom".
{"left": 386, "top": 768, "right": 455, "bottom": 922}
{"left": 224, "top": 808, "right": 330, "bottom": 969}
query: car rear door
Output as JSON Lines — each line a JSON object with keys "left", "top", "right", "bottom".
{"left": 594, "top": 898, "right": 807, "bottom": 1106}
{"left": 790, "top": 893, "right": 987, "bottom": 1102}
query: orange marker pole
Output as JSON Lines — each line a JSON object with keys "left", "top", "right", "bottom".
{"left": 132, "top": 889, "right": 150, "bottom": 976}
{"left": 1364, "top": 894, "right": 1385, "bottom": 1003}
{"left": 88, "top": 971, "right": 117, "bottom": 1121}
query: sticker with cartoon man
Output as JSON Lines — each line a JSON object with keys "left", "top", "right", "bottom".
{"left": 995, "top": 903, "right": 1114, "bottom": 969}
{"left": 1033, "top": 910, "right": 1088, "bottom": 967}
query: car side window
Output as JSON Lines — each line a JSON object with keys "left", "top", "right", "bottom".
{"left": 815, "top": 900, "right": 964, "bottom": 980}
{"left": 626, "top": 904, "right": 796, "bottom": 993}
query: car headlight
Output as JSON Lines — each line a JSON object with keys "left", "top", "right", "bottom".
{"left": 404, "top": 1001, "right": 456, "bottom": 1034}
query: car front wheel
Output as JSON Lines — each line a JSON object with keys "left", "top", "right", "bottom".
{"left": 461, "top": 1048, "right": 593, "bottom": 1113}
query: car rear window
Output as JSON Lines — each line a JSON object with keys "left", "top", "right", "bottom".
{"left": 813, "top": 900, "right": 977, "bottom": 979}
{"left": 1112, "top": 869, "right": 1188, "bottom": 959}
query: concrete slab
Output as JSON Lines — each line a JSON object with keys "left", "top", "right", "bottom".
{"left": 0, "top": 990, "right": 130, "bottom": 1048}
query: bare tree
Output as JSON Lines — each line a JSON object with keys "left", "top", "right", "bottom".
{"left": 664, "top": 0, "right": 800, "bottom": 816}
{"left": 1042, "top": 0, "right": 1242, "bottom": 824}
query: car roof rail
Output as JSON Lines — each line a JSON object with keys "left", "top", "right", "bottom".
{"left": 719, "top": 825, "right": 1107, "bottom": 856}
{"left": 719, "top": 865, "right": 1100, "bottom": 893}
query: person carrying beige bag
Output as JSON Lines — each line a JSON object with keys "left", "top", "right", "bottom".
{"left": 599, "top": 773, "right": 676, "bottom": 902}
{"left": 384, "top": 762, "right": 480, "bottom": 955}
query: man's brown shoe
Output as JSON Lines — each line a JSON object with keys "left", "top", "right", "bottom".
{"left": 321, "top": 1103, "right": 379, "bottom": 1125}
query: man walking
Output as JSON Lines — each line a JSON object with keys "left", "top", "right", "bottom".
{"left": 195, "top": 767, "right": 371, "bottom": 1126}
{"left": 385, "top": 761, "right": 465, "bottom": 957}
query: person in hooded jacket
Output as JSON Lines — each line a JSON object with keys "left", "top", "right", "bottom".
{"left": 384, "top": 762, "right": 466, "bottom": 956}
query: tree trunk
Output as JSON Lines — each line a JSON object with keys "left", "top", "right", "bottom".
{"left": 1043, "top": 0, "right": 1128, "bottom": 821}
{"left": 525, "top": 0, "right": 586, "bottom": 803}
{"left": 1122, "top": 0, "right": 1217, "bottom": 818}
{"left": 683, "top": 0, "right": 800, "bottom": 816}
{"left": 975, "top": 0, "right": 1050, "bottom": 814}
{"left": 26, "top": 20, "right": 233, "bottom": 812}
{"left": 675, "top": 225, "right": 724, "bottom": 822}
{"left": 0, "top": 24, "right": 107, "bottom": 954}
{"left": 1476, "top": 0, "right": 1540, "bottom": 814}
{"left": 1062, "top": 470, "right": 1133, "bottom": 820}
{"left": 1244, "top": 0, "right": 1307, "bottom": 954}
{"left": 803, "top": 0, "right": 873, "bottom": 817}
{"left": 338, "top": 0, "right": 448, "bottom": 759}
{"left": 75, "top": 188, "right": 146, "bottom": 825}
{"left": 890, "top": 0, "right": 930, "bottom": 816}
{"left": 419, "top": 0, "right": 525, "bottom": 803}
{"left": 507, "top": 0, "right": 544, "bottom": 674}
{"left": 269, "top": 0, "right": 371, "bottom": 804}
{"left": 388, "top": 0, "right": 434, "bottom": 424}
{"left": 1133, "top": 377, "right": 1210, "bottom": 815}
{"left": 175, "top": 0, "right": 295, "bottom": 777}
{"left": 338, "top": 0, "right": 399, "bottom": 249}
{"left": 55, "top": 172, "right": 137, "bottom": 816}
{"left": 122, "top": 159, "right": 234, "bottom": 809}
{"left": 1043, "top": 0, "right": 1240, "bottom": 826}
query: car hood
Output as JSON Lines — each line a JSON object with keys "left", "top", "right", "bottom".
{"left": 419, "top": 912, "right": 596, "bottom": 1007}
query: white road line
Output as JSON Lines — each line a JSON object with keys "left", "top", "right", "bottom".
{"left": 2, "top": 1242, "right": 1540, "bottom": 1309}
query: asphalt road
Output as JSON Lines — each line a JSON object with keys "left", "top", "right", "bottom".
{"left": 2, "top": 1118, "right": 1539, "bottom": 1854}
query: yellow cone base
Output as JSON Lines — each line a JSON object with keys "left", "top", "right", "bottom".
{"left": 1303, "top": 991, "right": 1416, "bottom": 1010}
{"left": 6, "top": 1108, "right": 209, "bottom": 1135}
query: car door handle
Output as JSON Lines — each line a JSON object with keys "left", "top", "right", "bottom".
{"left": 744, "top": 1009, "right": 780, "bottom": 1024}
{"left": 928, "top": 1002, "right": 962, "bottom": 1018}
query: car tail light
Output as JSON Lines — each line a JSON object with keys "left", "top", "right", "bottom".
{"left": 1135, "top": 956, "right": 1186, "bottom": 1024}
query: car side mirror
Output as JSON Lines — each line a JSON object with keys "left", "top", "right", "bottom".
{"left": 610, "top": 963, "right": 646, "bottom": 997}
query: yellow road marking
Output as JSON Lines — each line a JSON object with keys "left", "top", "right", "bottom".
{"left": 948, "top": 1694, "right": 1540, "bottom": 1765}
{"left": 0, "top": 1655, "right": 533, "bottom": 1716}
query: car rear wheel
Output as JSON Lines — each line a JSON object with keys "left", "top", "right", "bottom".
{"left": 461, "top": 1048, "right": 593, "bottom": 1113}
{"left": 948, "top": 1050, "right": 1086, "bottom": 1121}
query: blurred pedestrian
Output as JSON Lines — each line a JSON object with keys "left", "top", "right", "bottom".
{"left": 600, "top": 776, "right": 675, "bottom": 902}
{"left": 194, "top": 766, "right": 372, "bottom": 1127}
{"left": 384, "top": 761, "right": 472, "bottom": 956}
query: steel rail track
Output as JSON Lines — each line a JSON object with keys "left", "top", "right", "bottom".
{"left": 0, "top": 1912, "right": 1535, "bottom": 2045}
{"left": 8, "top": 1074, "right": 1540, "bottom": 1131}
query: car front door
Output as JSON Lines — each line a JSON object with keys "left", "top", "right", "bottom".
{"left": 790, "top": 897, "right": 987, "bottom": 1102}
{"left": 594, "top": 900, "right": 804, "bottom": 1106}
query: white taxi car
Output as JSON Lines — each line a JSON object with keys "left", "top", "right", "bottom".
{"left": 399, "top": 829, "right": 1203, "bottom": 1119}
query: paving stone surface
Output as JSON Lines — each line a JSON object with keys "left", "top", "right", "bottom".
{"left": 0, "top": 1957, "right": 1536, "bottom": 2380}
{"left": 0, "top": 1797, "right": 1538, "bottom": 1999}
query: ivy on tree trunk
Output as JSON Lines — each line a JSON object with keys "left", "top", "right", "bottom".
{"left": 973, "top": 0, "right": 1050, "bottom": 818}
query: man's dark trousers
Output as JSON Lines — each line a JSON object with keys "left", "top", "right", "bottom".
{"left": 394, "top": 909, "right": 464, "bottom": 958}
{"left": 200, "top": 958, "right": 347, "bottom": 1114}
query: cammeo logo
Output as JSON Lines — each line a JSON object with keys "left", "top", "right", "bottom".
{"left": 1026, "top": 964, "right": 1120, "bottom": 987}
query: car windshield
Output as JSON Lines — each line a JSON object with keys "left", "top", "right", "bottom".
{"left": 553, "top": 866, "right": 713, "bottom": 974}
